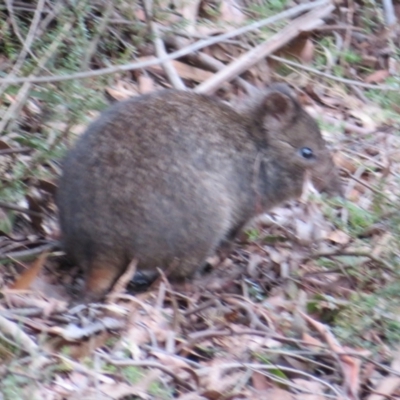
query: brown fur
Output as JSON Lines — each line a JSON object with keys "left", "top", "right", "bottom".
{"left": 57, "top": 84, "right": 342, "bottom": 302}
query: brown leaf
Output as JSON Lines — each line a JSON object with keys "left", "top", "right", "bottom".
{"left": 220, "top": 0, "right": 246, "bottom": 24}
{"left": 138, "top": 74, "right": 154, "bottom": 94}
{"left": 300, "top": 312, "right": 362, "bottom": 399}
{"left": 365, "top": 69, "right": 389, "bottom": 83}
{"left": 106, "top": 80, "right": 139, "bottom": 101}
{"left": 327, "top": 230, "right": 350, "bottom": 245}
{"left": 143, "top": 57, "right": 214, "bottom": 83}
{"left": 0, "top": 140, "right": 11, "bottom": 150}
{"left": 10, "top": 252, "right": 48, "bottom": 290}
{"left": 264, "top": 388, "right": 294, "bottom": 400}
{"left": 274, "top": 34, "right": 314, "bottom": 66}
{"left": 302, "top": 332, "right": 324, "bottom": 351}
{"left": 293, "top": 380, "right": 325, "bottom": 400}
{"left": 251, "top": 371, "right": 271, "bottom": 390}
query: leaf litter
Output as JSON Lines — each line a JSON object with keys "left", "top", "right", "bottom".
{"left": 0, "top": 0, "right": 400, "bottom": 399}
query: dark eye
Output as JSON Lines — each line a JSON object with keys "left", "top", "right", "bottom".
{"left": 300, "top": 147, "right": 314, "bottom": 159}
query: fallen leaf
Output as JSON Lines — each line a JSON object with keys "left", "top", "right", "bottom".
{"left": 251, "top": 371, "right": 271, "bottom": 390}
{"left": 365, "top": 69, "right": 389, "bottom": 83}
{"left": 138, "top": 74, "right": 154, "bottom": 94}
{"left": 10, "top": 252, "right": 48, "bottom": 290}
{"left": 327, "top": 230, "right": 350, "bottom": 245}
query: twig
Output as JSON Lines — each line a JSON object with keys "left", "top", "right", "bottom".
{"left": 343, "top": 168, "right": 394, "bottom": 204}
{"left": 164, "top": 36, "right": 256, "bottom": 94}
{"left": 339, "top": 0, "right": 354, "bottom": 67}
{"left": 1, "top": 0, "right": 45, "bottom": 97}
{"left": 81, "top": 2, "right": 114, "bottom": 71}
{"left": 143, "top": 0, "right": 186, "bottom": 90}
{"left": 100, "top": 356, "right": 196, "bottom": 391}
{"left": 0, "top": 314, "right": 39, "bottom": 355}
{"left": 269, "top": 55, "right": 398, "bottom": 90}
{"left": 57, "top": 355, "right": 115, "bottom": 384}
{"left": 222, "top": 296, "right": 272, "bottom": 331}
{"left": 157, "top": 268, "right": 182, "bottom": 334}
{"left": 0, "top": 19, "right": 75, "bottom": 134}
{"left": 315, "top": 24, "right": 364, "bottom": 32}
{"left": 0, "top": 201, "right": 43, "bottom": 217}
{"left": 183, "top": 299, "right": 218, "bottom": 317}
{"left": 35, "top": 0, "right": 64, "bottom": 38}
{"left": 0, "top": 242, "right": 59, "bottom": 262}
{"left": 382, "top": 0, "right": 397, "bottom": 26}
{"left": 195, "top": 4, "right": 334, "bottom": 94}
{"left": 5, "top": 0, "right": 28, "bottom": 53}
{"left": 197, "top": 362, "right": 345, "bottom": 398}
{"left": 0, "top": 147, "right": 32, "bottom": 155}
{"left": 106, "top": 258, "right": 137, "bottom": 300}
{"left": 0, "top": 0, "right": 335, "bottom": 85}
{"left": 309, "top": 250, "right": 394, "bottom": 272}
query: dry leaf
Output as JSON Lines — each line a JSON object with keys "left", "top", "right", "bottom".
{"left": 327, "top": 230, "right": 350, "bottom": 245}
{"left": 367, "top": 348, "right": 400, "bottom": 400}
{"left": 251, "top": 371, "right": 271, "bottom": 390}
{"left": 138, "top": 74, "right": 154, "bottom": 94}
{"left": 365, "top": 69, "right": 389, "bottom": 83}
{"left": 220, "top": 0, "right": 246, "bottom": 24}
{"left": 106, "top": 80, "right": 139, "bottom": 100}
{"left": 10, "top": 252, "right": 48, "bottom": 290}
{"left": 143, "top": 57, "right": 214, "bottom": 83}
{"left": 293, "top": 379, "right": 325, "bottom": 400}
{"left": 264, "top": 388, "right": 294, "bottom": 400}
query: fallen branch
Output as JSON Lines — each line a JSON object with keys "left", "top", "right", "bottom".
{"left": 195, "top": 3, "right": 334, "bottom": 94}
{"left": 269, "top": 55, "right": 398, "bottom": 90}
{"left": 0, "top": 0, "right": 332, "bottom": 85}
{"left": 0, "top": 200, "right": 43, "bottom": 217}
{"left": 143, "top": 0, "right": 186, "bottom": 90}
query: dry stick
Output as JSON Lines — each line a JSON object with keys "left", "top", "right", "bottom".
{"left": 5, "top": 0, "right": 27, "bottom": 51}
{"left": 0, "top": 242, "right": 58, "bottom": 262}
{"left": 0, "top": 201, "right": 43, "bottom": 217}
{"left": 309, "top": 250, "right": 393, "bottom": 272}
{"left": 0, "top": 147, "right": 32, "bottom": 155}
{"left": 315, "top": 24, "right": 365, "bottom": 32}
{"left": 35, "top": 0, "right": 64, "bottom": 38}
{"left": 382, "top": 0, "right": 397, "bottom": 26}
{"left": 0, "top": 0, "right": 333, "bottom": 85}
{"left": 81, "top": 1, "right": 114, "bottom": 71}
{"left": 99, "top": 357, "right": 196, "bottom": 391}
{"left": 1, "top": 0, "right": 46, "bottom": 97}
{"left": 164, "top": 36, "right": 256, "bottom": 94}
{"left": 197, "top": 362, "right": 344, "bottom": 398}
{"left": 0, "top": 19, "right": 74, "bottom": 134}
{"left": 269, "top": 55, "right": 398, "bottom": 90}
{"left": 4, "top": 0, "right": 40, "bottom": 63}
{"left": 195, "top": 4, "right": 334, "bottom": 94}
{"left": 106, "top": 258, "right": 137, "bottom": 301}
{"left": 0, "top": 314, "right": 41, "bottom": 356}
{"left": 143, "top": 0, "right": 186, "bottom": 90}
{"left": 339, "top": 0, "right": 354, "bottom": 67}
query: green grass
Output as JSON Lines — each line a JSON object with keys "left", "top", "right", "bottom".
{"left": 334, "top": 286, "right": 400, "bottom": 349}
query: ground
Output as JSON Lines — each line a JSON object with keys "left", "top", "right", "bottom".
{"left": 0, "top": 0, "right": 400, "bottom": 399}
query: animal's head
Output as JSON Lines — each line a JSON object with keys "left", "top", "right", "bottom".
{"left": 252, "top": 83, "right": 343, "bottom": 198}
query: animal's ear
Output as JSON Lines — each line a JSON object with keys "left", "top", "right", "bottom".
{"left": 262, "top": 86, "right": 298, "bottom": 131}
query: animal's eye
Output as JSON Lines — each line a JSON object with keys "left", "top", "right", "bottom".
{"left": 300, "top": 147, "right": 314, "bottom": 159}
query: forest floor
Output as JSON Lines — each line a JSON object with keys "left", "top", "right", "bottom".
{"left": 0, "top": 0, "right": 400, "bottom": 399}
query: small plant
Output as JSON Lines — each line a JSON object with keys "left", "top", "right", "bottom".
{"left": 246, "top": 228, "right": 260, "bottom": 242}
{"left": 122, "top": 365, "right": 144, "bottom": 384}
{"left": 334, "top": 288, "right": 400, "bottom": 350}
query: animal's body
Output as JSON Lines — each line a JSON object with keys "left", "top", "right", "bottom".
{"left": 57, "top": 85, "right": 342, "bottom": 301}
